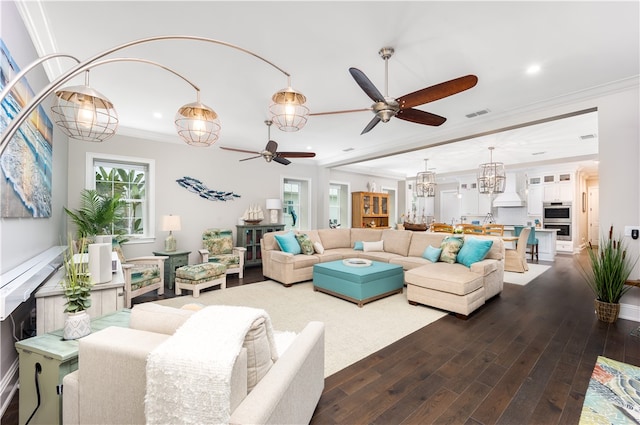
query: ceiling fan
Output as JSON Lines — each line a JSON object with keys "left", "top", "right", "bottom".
{"left": 219, "top": 120, "right": 316, "bottom": 165}
{"left": 311, "top": 47, "right": 478, "bottom": 135}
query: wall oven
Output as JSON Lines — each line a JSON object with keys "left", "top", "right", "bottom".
{"left": 543, "top": 201, "right": 572, "bottom": 240}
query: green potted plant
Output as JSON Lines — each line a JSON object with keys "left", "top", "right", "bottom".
{"left": 64, "top": 189, "right": 126, "bottom": 246}
{"left": 583, "top": 225, "right": 638, "bottom": 323}
{"left": 59, "top": 237, "right": 93, "bottom": 339}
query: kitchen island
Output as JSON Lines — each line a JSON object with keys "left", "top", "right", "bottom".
{"left": 503, "top": 226, "right": 558, "bottom": 262}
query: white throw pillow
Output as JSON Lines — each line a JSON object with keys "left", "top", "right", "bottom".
{"left": 363, "top": 240, "right": 384, "bottom": 252}
{"left": 313, "top": 241, "right": 325, "bottom": 254}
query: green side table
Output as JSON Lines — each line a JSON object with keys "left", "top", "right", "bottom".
{"left": 15, "top": 309, "right": 131, "bottom": 425}
{"left": 153, "top": 250, "right": 190, "bottom": 289}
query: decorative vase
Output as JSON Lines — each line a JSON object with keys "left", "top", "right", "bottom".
{"left": 594, "top": 299, "right": 620, "bottom": 323}
{"left": 64, "top": 311, "right": 91, "bottom": 340}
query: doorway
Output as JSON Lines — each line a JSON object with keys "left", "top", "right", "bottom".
{"left": 439, "top": 190, "right": 460, "bottom": 224}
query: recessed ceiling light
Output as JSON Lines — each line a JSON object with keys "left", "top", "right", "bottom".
{"left": 153, "top": 112, "right": 163, "bottom": 119}
{"left": 343, "top": 147, "right": 354, "bottom": 152}
{"left": 526, "top": 64, "right": 541, "bottom": 75}
{"left": 306, "top": 146, "right": 312, "bottom": 150}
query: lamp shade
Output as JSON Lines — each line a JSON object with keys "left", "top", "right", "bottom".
{"left": 266, "top": 198, "right": 282, "bottom": 210}
{"left": 175, "top": 102, "right": 221, "bottom": 147}
{"left": 161, "top": 215, "right": 181, "bottom": 232}
{"left": 269, "top": 87, "right": 309, "bottom": 132}
{"left": 51, "top": 84, "right": 119, "bottom": 142}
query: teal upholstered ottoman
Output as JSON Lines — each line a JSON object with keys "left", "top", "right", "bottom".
{"left": 312, "top": 259, "right": 404, "bottom": 307}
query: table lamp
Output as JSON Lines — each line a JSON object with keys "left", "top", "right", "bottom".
{"left": 162, "top": 215, "right": 181, "bottom": 252}
{"left": 265, "top": 198, "right": 282, "bottom": 224}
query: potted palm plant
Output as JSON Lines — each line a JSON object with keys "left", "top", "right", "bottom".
{"left": 584, "top": 226, "right": 638, "bottom": 323}
{"left": 64, "top": 189, "right": 125, "bottom": 246}
{"left": 59, "top": 237, "right": 93, "bottom": 339}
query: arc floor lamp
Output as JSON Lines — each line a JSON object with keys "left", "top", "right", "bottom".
{"left": 0, "top": 35, "right": 310, "bottom": 155}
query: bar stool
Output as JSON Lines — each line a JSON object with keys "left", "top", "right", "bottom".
{"left": 514, "top": 226, "right": 539, "bottom": 262}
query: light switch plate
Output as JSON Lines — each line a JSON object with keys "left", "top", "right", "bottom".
{"left": 624, "top": 225, "right": 640, "bottom": 237}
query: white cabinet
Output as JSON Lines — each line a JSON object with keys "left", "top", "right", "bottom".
{"left": 542, "top": 172, "right": 574, "bottom": 202}
{"left": 527, "top": 182, "right": 544, "bottom": 216}
{"left": 459, "top": 180, "right": 491, "bottom": 216}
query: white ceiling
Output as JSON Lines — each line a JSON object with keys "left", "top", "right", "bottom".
{"left": 16, "top": 1, "right": 639, "bottom": 178}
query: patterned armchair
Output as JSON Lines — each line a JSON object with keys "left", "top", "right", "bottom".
{"left": 113, "top": 242, "right": 167, "bottom": 308}
{"left": 198, "top": 229, "right": 246, "bottom": 278}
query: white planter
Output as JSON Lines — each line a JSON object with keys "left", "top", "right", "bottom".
{"left": 63, "top": 311, "right": 91, "bottom": 340}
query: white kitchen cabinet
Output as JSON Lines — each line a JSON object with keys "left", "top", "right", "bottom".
{"left": 542, "top": 172, "right": 574, "bottom": 202}
{"left": 527, "top": 185, "right": 544, "bottom": 215}
{"left": 459, "top": 180, "right": 491, "bottom": 215}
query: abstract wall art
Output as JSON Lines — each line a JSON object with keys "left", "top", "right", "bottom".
{"left": 176, "top": 176, "right": 241, "bottom": 201}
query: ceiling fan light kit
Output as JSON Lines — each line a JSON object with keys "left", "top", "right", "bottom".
{"left": 50, "top": 71, "right": 119, "bottom": 143}
{"left": 477, "top": 147, "right": 506, "bottom": 195}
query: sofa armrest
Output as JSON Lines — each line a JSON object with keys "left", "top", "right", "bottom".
{"left": 126, "top": 256, "right": 167, "bottom": 266}
{"left": 62, "top": 370, "right": 80, "bottom": 425}
{"left": 230, "top": 321, "right": 325, "bottom": 425}
{"left": 469, "top": 258, "right": 499, "bottom": 275}
{"left": 269, "top": 250, "right": 295, "bottom": 264}
{"left": 233, "top": 246, "right": 247, "bottom": 252}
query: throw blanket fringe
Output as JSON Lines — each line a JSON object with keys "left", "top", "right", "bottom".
{"left": 145, "top": 305, "right": 277, "bottom": 425}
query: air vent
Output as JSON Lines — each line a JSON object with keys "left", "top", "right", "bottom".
{"left": 580, "top": 134, "right": 597, "bottom": 140}
{"left": 532, "top": 151, "right": 546, "bottom": 156}
{"left": 465, "top": 108, "right": 491, "bottom": 118}
{"left": 342, "top": 147, "right": 354, "bottom": 152}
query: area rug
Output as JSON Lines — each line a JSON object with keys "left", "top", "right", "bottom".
{"left": 580, "top": 356, "right": 640, "bottom": 424}
{"left": 154, "top": 280, "right": 446, "bottom": 376}
{"left": 503, "top": 263, "right": 551, "bottom": 286}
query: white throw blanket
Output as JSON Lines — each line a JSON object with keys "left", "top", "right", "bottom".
{"left": 145, "top": 305, "right": 278, "bottom": 425}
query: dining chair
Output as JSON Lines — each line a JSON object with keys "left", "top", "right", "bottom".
{"left": 482, "top": 224, "right": 504, "bottom": 236}
{"left": 461, "top": 224, "right": 484, "bottom": 234}
{"left": 514, "top": 226, "right": 539, "bottom": 262}
{"left": 430, "top": 223, "right": 454, "bottom": 233}
{"left": 504, "top": 227, "right": 530, "bottom": 273}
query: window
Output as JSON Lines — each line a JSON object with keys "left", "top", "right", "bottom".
{"left": 86, "top": 153, "right": 155, "bottom": 240}
{"left": 282, "top": 177, "right": 310, "bottom": 230}
{"left": 329, "top": 182, "right": 349, "bottom": 228}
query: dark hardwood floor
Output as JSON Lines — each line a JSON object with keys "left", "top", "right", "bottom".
{"left": 3, "top": 254, "right": 639, "bottom": 424}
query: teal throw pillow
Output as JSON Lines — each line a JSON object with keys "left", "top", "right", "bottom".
{"left": 295, "top": 233, "right": 315, "bottom": 255}
{"left": 353, "top": 241, "right": 364, "bottom": 251}
{"left": 274, "top": 231, "right": 301, "bottom": 255}
{"left": 439, "top": 236, "right": 464, "bottom": 264}
{"left": 422, "top": 245, "right": 442, "bottom": 263}
{"left": 456, "top": 237, "right": 494, "bottom": 267}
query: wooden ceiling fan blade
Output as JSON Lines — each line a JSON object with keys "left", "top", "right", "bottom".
{"left": 361, "top": 116, "right": 381, "bottom": 135}
{"left": 396, "top": 108, "right": 447, "bottom": 126}
{"left": 310, "top": 108, "right": 371, "bottom": 116}
{"left": 278, "top": 152, "right": 316, "bottom": 158}
{"left": 239, "top": 155, "right": 262, "bottom": 162}
{"left": 220, "top": 146, "right": 260, "bottom": 155}
{"left": 397, "top": 75, "right": 478, "bottom": 109}
{"left": 349, "top": 68, "right": 385, "bottom": 103}
{"left": 265, "top": 140, "right": 278, "bottom": 154}
{"left": 273, "top": 156, "right": 291, "bottom": 166}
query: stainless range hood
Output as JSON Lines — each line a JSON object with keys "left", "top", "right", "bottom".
{"left": 493, "top": 173, "right": 525, "bottom": 207}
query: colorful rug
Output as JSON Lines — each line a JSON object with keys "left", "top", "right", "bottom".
{"left": 580, "top": 356, "right": 640, "bottom": 424}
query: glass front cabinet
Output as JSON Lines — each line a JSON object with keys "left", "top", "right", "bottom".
{"left": 352, "top": 191, "right": 390, "bottom": 228}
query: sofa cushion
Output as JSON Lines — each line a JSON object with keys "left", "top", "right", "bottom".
{"left": 423, "top": 245, "right": 442, "bottom": 263}
{"left": 176, "top": 263, "right": 227, "bottom": 280}
{"left": 274, "top": 231, "right": 302, "bottom": 254}
{"left": 440, "top": 236, "right": 465, "bottom": 264}
{"left": 318, "top": 228, "right": 352, "bottom": 249}
{"left": 353, "top": 241, "right": 364, "bottom": 250}
{"left": 295, "top": 233, "right": 315, "bottom": 255}
{"left": 313, "top": 241, "right": 325, "bottom": 254}
{"left": 456, "top": 237, "right": 494, "bottom": 267}
{"left": 129, "top": 303, "right": 194, "bottom": 335}
{"left": 363, "top": 240, "right": 384, "bottom": 252}
{"left": 407, "top": 232, "right": 447, "bottom": 257}
{"left": 350, "top": 228, "right": 383, "bottom": 246}
{"left": 405, "top": 263, "right": 484, "bottom": 295}
{"left": 381, "top": 229, "right": 413, "bottom": 256}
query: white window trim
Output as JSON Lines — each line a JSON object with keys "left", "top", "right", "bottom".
{"left": 85, "top": 152, "right": 156, "bottom": 243}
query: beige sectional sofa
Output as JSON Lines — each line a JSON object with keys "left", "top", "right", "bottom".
{"left": 261, "top": 228, "right": 505, "bottom": 318}
{"left": 62, "top": 303, "right": 325, "bottom": 425}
